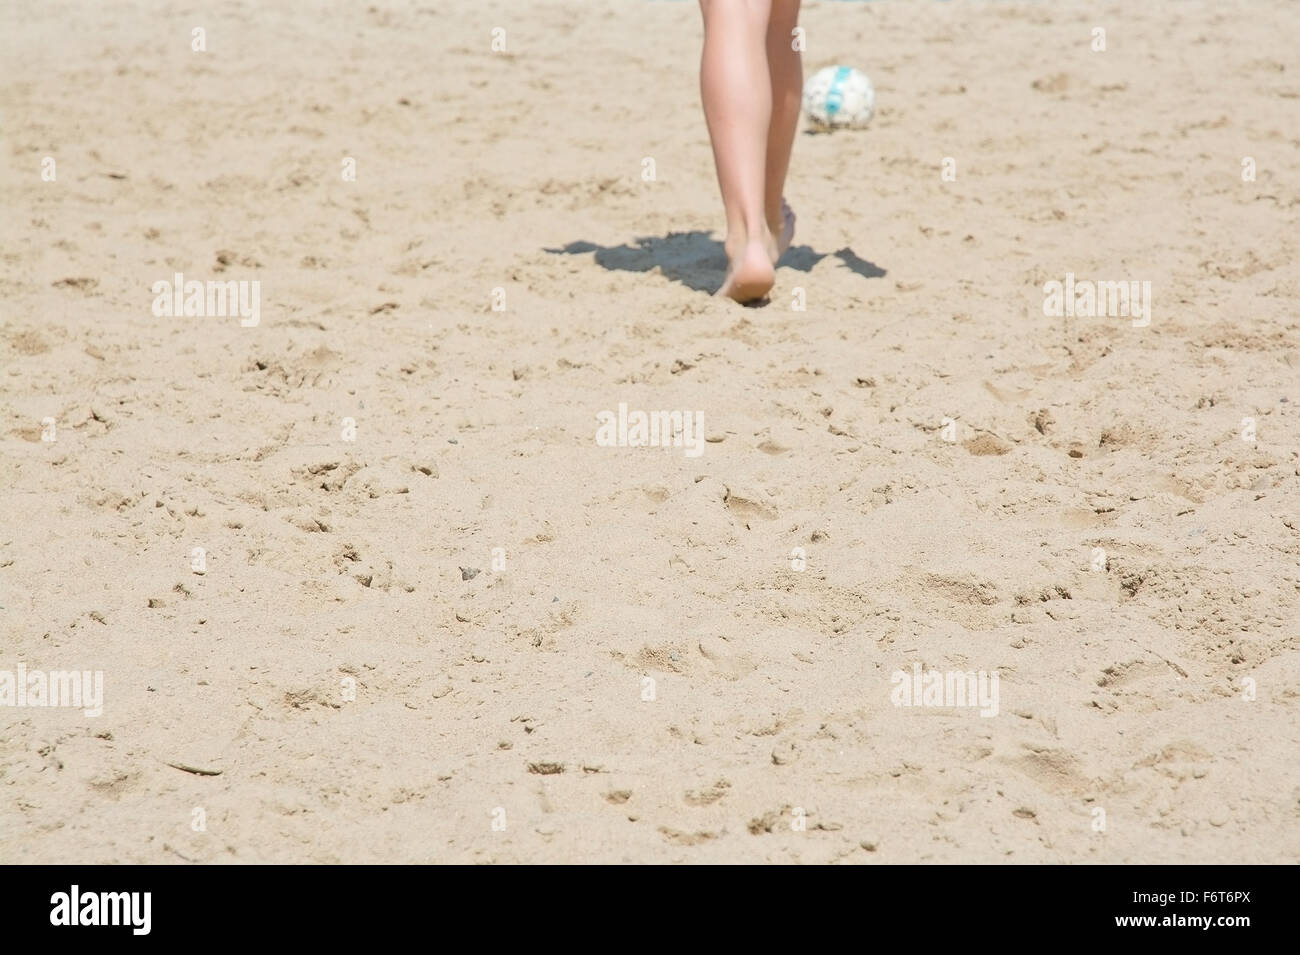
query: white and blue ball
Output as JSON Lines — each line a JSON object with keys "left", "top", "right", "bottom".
{"left": 802, "top": 65, "right": 875, "bottom": 130}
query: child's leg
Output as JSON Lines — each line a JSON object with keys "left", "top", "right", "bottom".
{"left": 765, "top": 0, "right": 802, "bottom": 257}
{"left": 699, "top": 0, "right": 776, "bottom": 301}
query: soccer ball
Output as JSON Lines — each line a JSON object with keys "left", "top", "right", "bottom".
{"left": 802, "top": 65, "right": 875, "bottom": 130}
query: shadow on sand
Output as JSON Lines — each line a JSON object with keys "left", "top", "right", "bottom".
{"left": 545, "top": 230, "right": 886, "bottom": 301}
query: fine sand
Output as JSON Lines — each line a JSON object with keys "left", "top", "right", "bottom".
{"left": 1, "top": 0, "right": 1298, "bottom": 864}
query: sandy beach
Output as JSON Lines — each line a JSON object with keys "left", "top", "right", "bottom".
{"left": 1, "top": 0, "right": 1298, "bottom": 863}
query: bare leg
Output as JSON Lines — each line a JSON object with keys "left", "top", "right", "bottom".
{"left": 765, "top": 0, "right": 802, "bottom": 259}
{"left": 699, "top": 0, "right": 776, "bottom": 302}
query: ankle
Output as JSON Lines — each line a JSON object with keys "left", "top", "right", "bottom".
{"left": 729, "top": 214, "right": 771, "bottom": 242}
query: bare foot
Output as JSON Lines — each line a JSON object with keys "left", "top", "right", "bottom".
{"left": 717, "top": 237, "right": 775, "bottom": 303}
{"left": 769, "top": 198, "right": 796, "bottom": 264}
